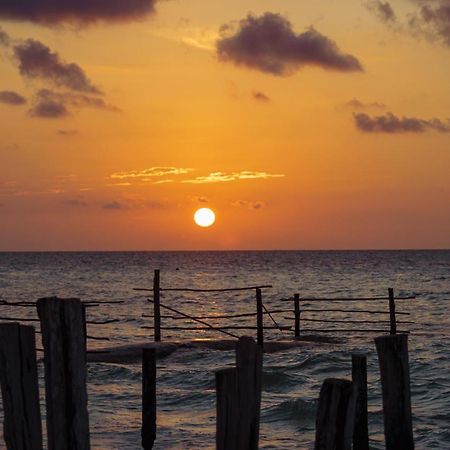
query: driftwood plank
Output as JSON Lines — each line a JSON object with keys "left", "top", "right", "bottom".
{"left": 37, "top": 297, "right": 90, "bottom": 450}
{"left": 0, "top": 323, "right": 43, "bottom": 450}
{"left": 375, "top": 334, "right": 414, "bottom": 450}
{"left": 314, "top": 378, "right": 357, "bottom": 450}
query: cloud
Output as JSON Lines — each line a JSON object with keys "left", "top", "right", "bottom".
{"left": 0, "top": 90, "right": 27, "bottom": 105}
{"left": 252, "top": 91, "right": 270, "bottom": 103}
{"left": 0, "top": 26, "right": 10, "bottom": 46}
{"left": 183, "top": 171, "right": 285, "bottom": 184}
{"left": 110, "top": 167, "right": 193, "bottom": 181}
{"left": 354, "top": 112, "right": 450, "bottom": 133}
{"left": 28, "top": 89, "right": 118, "bottom": 118}
{"left": 365, "top": 1, "right": 397, "bottom": 23}
{"left": 344, "top": 97, "right": 386, "bottom": 110}
{"left": 14, "top": 39, "right": 101, "bottom": 94}
{"left": 408, "top": 0, "right": 450, "bottom": 47}
{"left": 57, "top": 129, "right": 78, "bottom": 136}
{"left": 216, "top": 13, "right": 363, "bottom": 75}
{"left": 232, "top": 200, "right": 266, "bottom": 210}
{"left": 103, "top": 200, "right": 123, "bottom": 210}
{"left": 0, "top": 0, "right": 158, "bottom": 26}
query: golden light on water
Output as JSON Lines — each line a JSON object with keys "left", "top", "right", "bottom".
{"left": 194, "top": 208, "right": 216, "bottom": 228}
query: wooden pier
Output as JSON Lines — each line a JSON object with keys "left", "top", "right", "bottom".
{"left": 0, "top": 270, "right": 418, "bottom": 449}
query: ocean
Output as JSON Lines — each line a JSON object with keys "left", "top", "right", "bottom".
{"left": 0, "top": 250, "right": 449, "bottom": 449}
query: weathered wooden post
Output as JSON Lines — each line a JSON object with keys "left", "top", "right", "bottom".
{"left": 314, "top": 378, "right": 357, "bottom": 450}
{"left": 216, "top": 368, "right": 238, "bottom": 450}
{"left": 153, "top": 270, "right": 161, "bottom": 342}
{"left": 81, "top": 303, "right": 88, "bottom": 351}
{"left": 375, "top": 334, "right": 414, "bottom": 450}
{"left": 352, "top": 354, "right": 369, "bottom": 450}
{"left": 236, "top": 336, "right": 263, "bottom": 450}
{"left": 0, "top": 323, "right": 43, "bottom": 450}
{"left": 294, "top": 293, "right": 300, "bottom": 338}
{"left": 37, "top": 297, "right": 90, "bottom": 450}
{"left": 142, "top": 348, "right": 157, "bottom": 450}
{"left": 255, "top": 289, "right": 263, "bottom": 347}
{"left": 388, "top": 288, "right": 396, "bottom": 335}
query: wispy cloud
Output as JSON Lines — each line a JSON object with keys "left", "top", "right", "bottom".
{"left": 354, "top": 112, "right": 450, "bottom": 133}
{"left": 183, "top": 171, "right": 285, "bottom": 184}
{"left": 252, "top": 91, "right": 270, "bottom": 103}
{"left": 0, "top": 90, "right": 27, "bottom": 105}
{"left": 343, "top": 98, "right": 386, "bottom": 110}
{"left": 365, "top": 1, "right": 397, "bottom": 23}
{"left": 110, "top": 167, "right": 193, "bottom": 181}
{"left": 232, "top": 200, "right": 266, "bottom": 210}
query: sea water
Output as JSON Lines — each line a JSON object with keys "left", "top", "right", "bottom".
{"left": 0, "top": 250, "right": 449, "bottom": 449}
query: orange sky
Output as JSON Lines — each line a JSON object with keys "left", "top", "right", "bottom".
{"left": 0, "top": 0, "right": 449, "bottom": 250}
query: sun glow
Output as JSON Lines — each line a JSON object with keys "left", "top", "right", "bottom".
{"left": 194, "top": 208, "right": 216, "bottom": 227}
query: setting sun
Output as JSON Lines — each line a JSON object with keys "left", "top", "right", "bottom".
{"left": 194, "top": 208, "right": 216, "bottom": 228}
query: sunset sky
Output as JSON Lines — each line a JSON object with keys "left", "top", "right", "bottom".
{"left": 0, "top": 0, "right": 449, "bottom": 250}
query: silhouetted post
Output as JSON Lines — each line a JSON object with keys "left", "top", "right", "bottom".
{"left": 142, "top": 349, "right": 157, "bottom": 450}
{"left": 255, "top": 289, "right": 263, "bottom": 347}
{"left": 0, "top": 323, "right": 43, "bottom": 450}
{"left": 81, "top": 303, "right": 88, "bottom": 351}
{"left": 37, "top": 297, "right": 90, "bottom": 450}
{"left": 153, "top": 270, "right": 161, "bottom": 342}
{"left": 388, "top": 288, "right": 396, "bottom": 335}
{"left": 294, "top": 293, "right": 300, "bottom": 338}
{"left": 236, "top": 336, "right": 263, "bottom": 450}
{"left": 314, "top": 378, "right": 357, "bottom": 450}
{"left": 352, "top": 354, "right": 369, "bottom": 450}
{"left": 375, "top": 334, "right": 414, "bottom": 450}
{"left": 216, "top": 368, "right": 238, "bottom": 450}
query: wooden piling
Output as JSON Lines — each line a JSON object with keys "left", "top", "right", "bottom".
{"left": 0, "top": 323, "right": 43, "bottom": 450}
{"left": 142, "top": 348, "right": 157, "bottom": 450}
{"left": 294, "top": 293, "right": 300, "bottom": 338}
{"left": 81, "top": 303, "right": 88, "bottom": 350}
{"left": 314, "top": 378, "right": 357, "bottom": 450}
{"left": 153, "top": 270, "right": 161, "bottom": 342}
{"left": 236, "top": 336, "right": 263, "bottom": 450}
{"left": 216, "top": 368, "right": 238, "bottom": 450}
{"left": 375, "top": 334, "right": 414, "bottom": 450}
{"left": 255, "top": 289, "right": 263, "bottom": 347}
{"left": 352, "top": 354, "right": 369, "bottom": 450}
{"left": 37, "top": 297, "right": 90, "bottom": 450}
{"left": 388, "top": 288, "right": 396, "bottom": 335}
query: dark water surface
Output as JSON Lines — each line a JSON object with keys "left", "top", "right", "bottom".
{"left": 0, "top": 251, "right": 449, "bottom": 449}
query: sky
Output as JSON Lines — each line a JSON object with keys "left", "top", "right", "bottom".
{"left": 0, "top": 0, "right": 449, "bottom": 250}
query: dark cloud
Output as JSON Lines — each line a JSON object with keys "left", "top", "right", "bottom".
{"left": 366, "top": 1, "right": 397, "bottom": 23}
{"left": 0, "top": 0, "right": 157, "bottom": 26}
{"left": 354, "top": 112, "right": 450, "bottom": 133}
{"left": 103, "top": 201, "right": 123, "bottom": 210}
{"left": 14, "top": 39, "right": 101, "bottom": 94}
{"left": 409, "top": 0, "right": 450, "bottom": 47}
{"left": 252, "top": 90, "right": 270, "bottom": 102}
{"left": 0, "top": 26, "right": 10, "bottom": 46}
{"left": 29, "top": 89, "right": 118, "bottom": 119}
{"left": 216, "top": 13, "right": 363, "bottom": 75}
{"left": 344, "top": 98, "right": 386, "bottom": 110}
{"left": 0, "top": 90, "right": 27, "bottom": 105}
{"left": 29, "top": 90, "right": 69, "bottom": 118}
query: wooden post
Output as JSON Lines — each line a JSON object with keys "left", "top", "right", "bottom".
{"left": 294, "top": 293, "right": 300, "bottom": 338}
{"left": 352, "top": 354, "right": 369, "bottom": 450}
{"left": 255, "top": 289, "right": 263, "bottom": 347}
{"left": 153, "top": 270, "right": 161, "bottom": 342}
{"left": 37, "top": 297, "right": 90, "bottom": 450}
{"left": 81, "top": 303, "right": 87, "bottom": 351}
{"left": 216, "top": 368, "right": 238, "bottom": 450}
{"left": 0, "top": 323, "right": 43, "bottom": 450}
{"left": 388, "top": 288, "right": 396, "bottom": 335}
{"left": 142, "top": 349, "right": 157, "bottom": 450}
{"left": 314, "top": 378, "right": 357, "bottom": 450}
{"left": 375, "top": 334, "right": 414, "bottom": 450}
{"left": 235, "top": 336, "right": 263, "bottom": 450}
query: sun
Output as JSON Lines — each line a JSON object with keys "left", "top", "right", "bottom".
{"left": 194, "top": 208, "right": 216, "bottom": 228}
